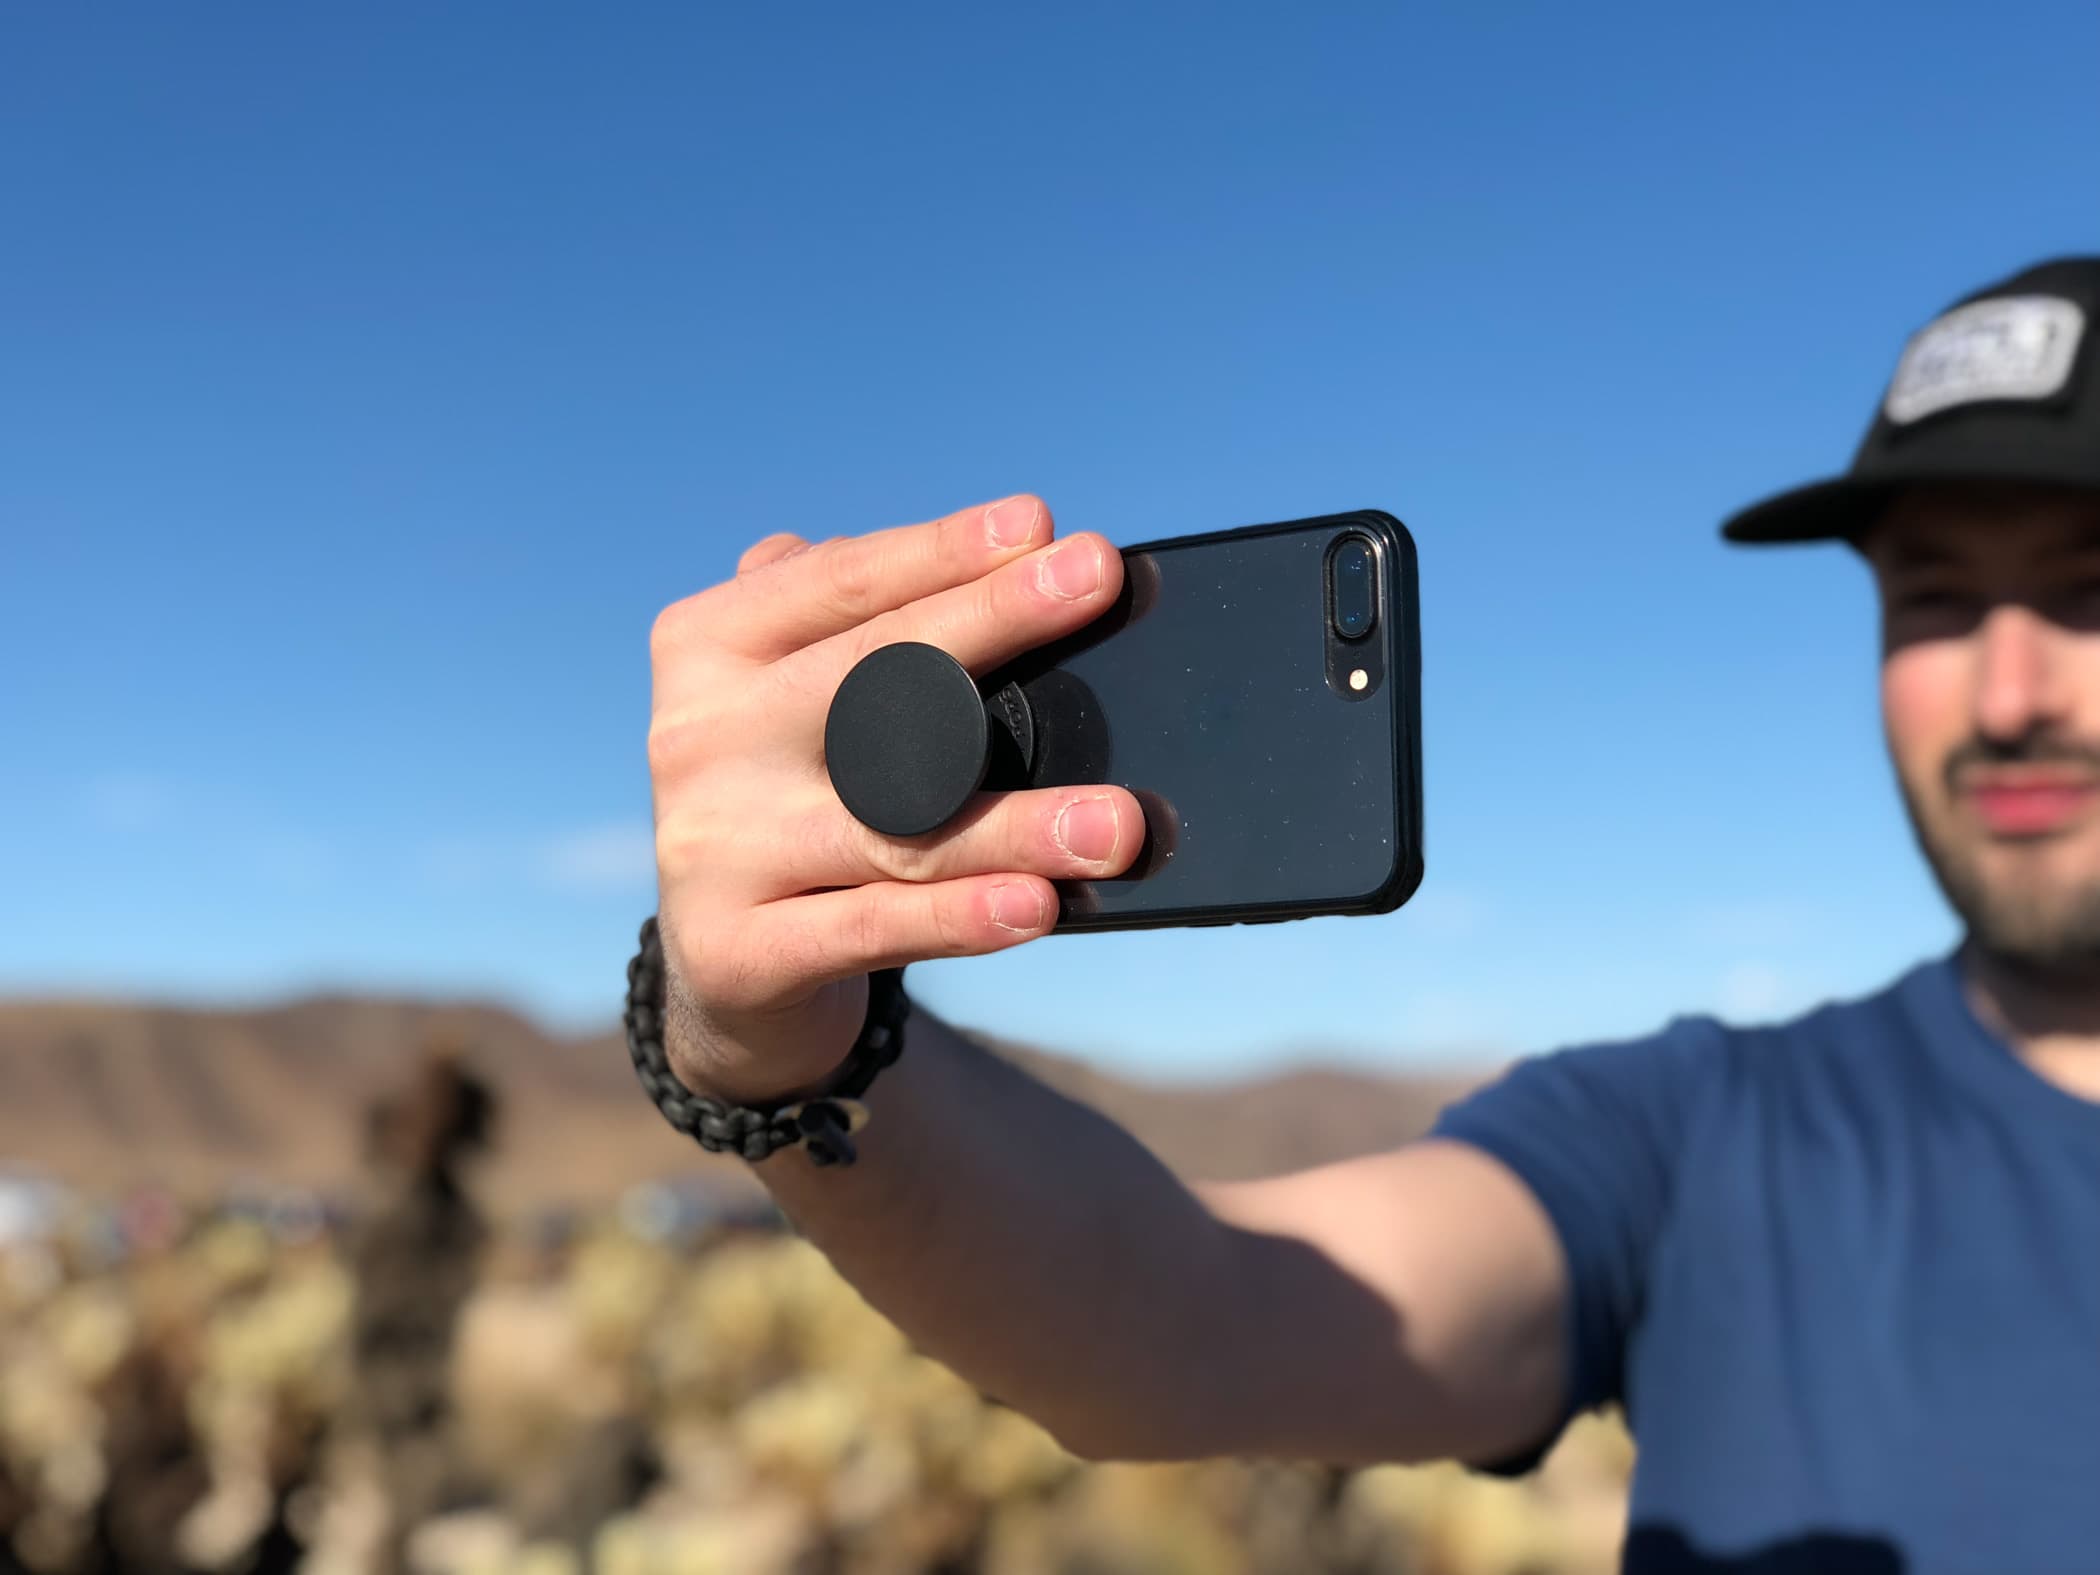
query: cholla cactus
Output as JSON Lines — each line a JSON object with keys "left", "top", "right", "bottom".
{"left": 345, "top": 1036, "right": 498, "bottom": 1574}
{"left": 0, "top": 1102, "right": 1639, "bottom": 1575}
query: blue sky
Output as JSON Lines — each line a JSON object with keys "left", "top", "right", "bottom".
{"left": 4, "top": 4, "right": 2097, "bottom": 1077}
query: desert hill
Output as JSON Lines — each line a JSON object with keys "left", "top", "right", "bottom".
{"left": 0, "top": 995, "right": 1492, "bottom": 1216}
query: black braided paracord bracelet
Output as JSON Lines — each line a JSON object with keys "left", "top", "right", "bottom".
{"left": 624, "top": 916, "right": 908, "bottom": 1167}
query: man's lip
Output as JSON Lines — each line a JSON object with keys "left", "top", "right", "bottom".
{"left": 1957, "top": 777, "right": 2100, "bottom": 835}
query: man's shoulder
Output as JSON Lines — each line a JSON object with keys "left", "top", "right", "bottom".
{"left": 1698, "top": 950, "right": 1946, "bottom": 1084}
{"left": 1439, "top": 951, "right": 1948, "bottom": 1134}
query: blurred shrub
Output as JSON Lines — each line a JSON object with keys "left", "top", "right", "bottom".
{"left": 0, "top": 1206, "right": 1632, "bottom": 1575}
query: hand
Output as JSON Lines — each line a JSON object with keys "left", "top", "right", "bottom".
{"left": 647, "top": 494, "right": 1146, "bottom": 1104}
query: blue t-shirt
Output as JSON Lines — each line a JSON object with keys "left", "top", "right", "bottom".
{"left": 1428, "top": 947, "right": 2100, "bottom": 1574}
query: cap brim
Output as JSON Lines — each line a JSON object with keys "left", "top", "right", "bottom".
{"left": 1719, "top": 476, "right": 1900, "bottom": 546}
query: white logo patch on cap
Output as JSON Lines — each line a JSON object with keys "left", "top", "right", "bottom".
{"left": 1884, "top": 294, "right": 2085, "bottom": 425}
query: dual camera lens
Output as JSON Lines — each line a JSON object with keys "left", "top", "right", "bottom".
{"left": 1328, "top": 535, "right": 1377, "bottom": 640}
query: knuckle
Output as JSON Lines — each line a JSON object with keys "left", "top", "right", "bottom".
{"left": 816, "top": 616, "right": 896, "bottom": 691}
{"left": 946, "top": 502, "right": 990, "bottom": 556}
{"left": 862, "top": 826, "right": 936, "bottom": 883}
{"left": 658, "top": 785, "right": 778, "bottom": 890}
{"left": 645, "top": 711, "right": 712, "bottom": 781}
{"left": 805, "top": 800, "right": 881, "bottom": 885}
{"left": 926, "top": 886, "right": 974, "bottom": 958}
{"left": 652, "top": 809, "right": 706, "bottom": 882}
{"left": 882, "top": 572, "right": 996, "bottom": 662}
{"left": 820, "top": 546, "right": 882, "bottom": 621}
{"left": 738, "top": 532, "right": 802, "bottom": 574}
{"left": 846, "top": 893, "right": 893, "bottom": 969}
{"left": 651, "top": 585, "right": 744, "bottom": 668}
{"left": 645, "top": 723, "right": 680, "bottom": 781}
{"left": 979, "top": 564, "right": 1023, "bottom": 629}
{"left": 649, "top": 598, "right": 696, "bottom": 667}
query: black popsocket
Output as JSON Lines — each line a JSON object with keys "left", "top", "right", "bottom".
{"left": 824, "top": 642, "right": 1038, "bottom": 838}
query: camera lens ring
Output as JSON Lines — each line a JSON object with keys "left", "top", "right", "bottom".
{"left": 1328, "top": 534, "right": 1377, "bottom": 642}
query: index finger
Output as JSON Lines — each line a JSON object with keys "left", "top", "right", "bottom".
{"left": 711, "top": 494, "right": 1053, "bottom": 663}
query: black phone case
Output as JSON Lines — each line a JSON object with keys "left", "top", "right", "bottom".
{"left": 977, "top": 509, "right": 1423, "bottom": 933}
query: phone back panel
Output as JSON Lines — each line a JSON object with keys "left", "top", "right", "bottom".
{"left": 982, "top": 510, "right": 1422, "bottom": 933}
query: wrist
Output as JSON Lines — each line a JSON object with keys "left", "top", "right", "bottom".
{"left": 625, "top": 918, "right": 908, "bottom": 1168}
{"left": 667, "top": 1042, "right": 854, "bottom": 1109}
{"left": 658, "top": 976, "right": 861, "bottom": 1108}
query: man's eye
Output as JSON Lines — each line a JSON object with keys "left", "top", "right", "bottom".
{"left": 2050, "top": 581, "right": 2100, "bottom": 628}
{"left": 1886, "top": 587, "right": 1981, "bottom": 639}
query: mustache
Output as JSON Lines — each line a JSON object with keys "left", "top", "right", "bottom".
{"left": 1943, "top": 734, "right": 2100, "bottom": 794}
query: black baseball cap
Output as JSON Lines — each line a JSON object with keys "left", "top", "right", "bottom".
{"left": 1721, "top": 255, "right": 2100, "bottom": 547}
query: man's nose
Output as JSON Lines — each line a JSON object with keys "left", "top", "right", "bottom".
{"left": 1973, "top": 602, "right": 2072, "bottom": 742}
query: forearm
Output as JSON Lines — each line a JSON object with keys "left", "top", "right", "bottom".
{"left": 748, "top": 1000, "right": 1245, "bottom": 1462}
{"left": 643, "top": 501, "right": 1561, "bottom": 1472}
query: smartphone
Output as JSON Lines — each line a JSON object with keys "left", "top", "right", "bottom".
{"left": 976, "top": 509, "right": 1423, "bottom": 933}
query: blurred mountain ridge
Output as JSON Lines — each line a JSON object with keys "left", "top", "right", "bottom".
{"left": 0, "top": 995, "right": 1492, "bottom": 1214}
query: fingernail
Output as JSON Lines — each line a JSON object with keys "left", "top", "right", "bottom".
{"left": 985, "top": 496, "right": 1041, "bottom": 549}
{"left": 991, "top": 881, "right": 1048, "bottom": 931}
{"left": 1038, "top": 537, "right": 1103, "bottom": 600}
{"left": 1055, "top": 796, "right": 1122, "bottom": 862}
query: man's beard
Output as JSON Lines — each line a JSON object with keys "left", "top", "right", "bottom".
{"left": 1897, "top": 733, "right": 2100, "bottom": 983}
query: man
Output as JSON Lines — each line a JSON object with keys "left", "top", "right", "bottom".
{"left": 644, "top": 255, "right": 2100, "bottom": 1573}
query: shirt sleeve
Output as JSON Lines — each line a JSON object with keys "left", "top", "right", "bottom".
{"left": 1425, "top": 1011, "right": 1728, "bottom": 1476}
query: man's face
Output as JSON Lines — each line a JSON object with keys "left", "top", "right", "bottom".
{"left": 1865, "top": 482, "right": 2100, "bottom": 978}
